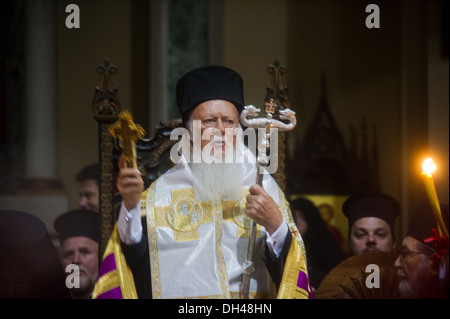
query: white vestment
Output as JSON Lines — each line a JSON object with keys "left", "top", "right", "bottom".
{"left": 119, "top": 149, "right": 298, "bottom": 299}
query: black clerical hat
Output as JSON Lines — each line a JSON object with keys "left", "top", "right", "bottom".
{"left": 54, "top": 209, "right": 99, "bottom": 244}
{"left": 406, "top": 198, "right": 449, "bottom": 246}
{"left": 0, "top": 210, "right": 55, "bottom": 273}
{"left": 343, "top": 193, "right": 400, "bottom": 229}
{"left": 176, "top": 65, "right": 245, "bottom": 120}
{"left": 0, "top": 210, "right": 71, "bottom": 298}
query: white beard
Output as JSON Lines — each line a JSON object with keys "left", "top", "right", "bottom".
{"left": 186, "top": 128, "right": 252, "bottom": 202}
{"left": 69, "top": 266, "right": 98, "bottom": 299}
{"left": 397, "top": 262, "right": 437, "bottom": 298}
{"left": 190, "top": 161, "right": 245, "bottom": 202}
{"left": 397, "top": 277, "right": 421, "bottom": 299}
{"left": 189, "top": 135, "right": 247, "bottom": 202}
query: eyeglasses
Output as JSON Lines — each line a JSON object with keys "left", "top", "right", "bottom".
{"left": 398, "top": 248, "right": 429, "bottom": 261}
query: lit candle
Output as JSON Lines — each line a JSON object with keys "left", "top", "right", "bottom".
{"left": 421, "top": 158, "right": 448, "bottom": 237}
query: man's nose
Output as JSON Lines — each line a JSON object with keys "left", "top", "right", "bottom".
{"left": 215, "top": 119, "right": 225, "bottom": 134}
{"left": 79, "top": 196, "right": 88, "bottom": 209}
{"left": 71, "top": 251, "right": 81, "bottom": 264}
{"left": 366, "top": 234, "right": 376, "bottom": 245}
{"left": 394, "top": 255, "right": 402, "bottom": 268}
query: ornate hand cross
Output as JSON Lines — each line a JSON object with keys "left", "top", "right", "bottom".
{"left": 108, "top": 110, "right": 146, "bottom": 169}
{"left": 240, "top": 102, "right": 296, "bottom": 171}
{"left": 239, "top": 61, "right": 297, "bottom": 299}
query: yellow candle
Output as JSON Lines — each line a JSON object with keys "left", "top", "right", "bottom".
{"left": 421, "top": 158, "right": 448, "bottom": 237}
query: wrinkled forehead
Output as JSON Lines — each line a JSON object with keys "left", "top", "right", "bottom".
{"left": 191, "top": 100, "right": 239, "bottom": 119}
{"left": 61, "top": 236, "right": 99, "bottom": 251}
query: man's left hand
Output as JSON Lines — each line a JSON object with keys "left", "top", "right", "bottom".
{"left": 245, "top": 184, "right": 283, "bottom": 235}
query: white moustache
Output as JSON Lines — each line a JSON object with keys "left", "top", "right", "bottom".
{"left": 210, "top": 136, "right": 234, "bottom": 148}
{"left": 210, "top": 137, "right": 224, "bottom": 143}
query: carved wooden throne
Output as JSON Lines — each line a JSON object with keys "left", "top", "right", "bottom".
{"left": 92, "top": 59, "right": 292, "bottom": 258}
{"left": 92, "top": 59, "right": 181, "bottom": 257}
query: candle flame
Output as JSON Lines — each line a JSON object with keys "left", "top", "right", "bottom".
{"left": 422, "top": 157, "right": 436, "bottom": 175}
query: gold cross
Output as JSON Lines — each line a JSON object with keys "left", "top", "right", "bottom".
{"left": 108, "top": 109, "right": 146, "bottom": 169}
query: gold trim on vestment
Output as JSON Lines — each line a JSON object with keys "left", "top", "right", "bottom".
{"left": 146, "top": 183, "right": 162, "bottom": 298}
{"left": 276, "top": 188, "right": 311, "bottom": 299}
{"left": 214, "top": 199, "right": 230, "bottom": 298}
{"left": 92, "top": 223, "right": 138, "bottom": 299}
{"left": 278, "top": 188, "right": 307, "bottom": 261}
{"left": 276, "top": 233, "right": 310, "bottom": 299}
{"left": 94, "top": 269, "right": 120, "bottom": 295}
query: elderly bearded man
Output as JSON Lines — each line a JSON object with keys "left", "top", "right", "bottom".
{"left": 93, "top": 66, "right": 310, "bottom": 299}
{"left": 394, "top": 199, "right": 449, "bottom": 299}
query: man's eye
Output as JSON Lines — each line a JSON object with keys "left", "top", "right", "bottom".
{"left": 376, "top": 231, "right": 387, "bottom": 238}
{"left": 63, "top": 252, "right": 73, "bottom": 259}
{"left": 203, "top": 119, "right": 215, "bottom": 125}
{"left": 80, "top": 248, "right": 90, "bottom": 256}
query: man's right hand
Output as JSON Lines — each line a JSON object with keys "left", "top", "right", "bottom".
{"left": 117, "top": 155, "right": 144, "bottom": 211}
